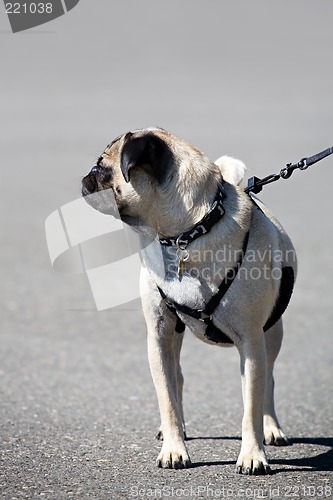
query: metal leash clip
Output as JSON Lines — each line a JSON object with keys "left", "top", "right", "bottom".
{"left": 245, "top": 146, "right": 333, "bottom": 194}
{"left": 298, "top": 158, "right": 308, "bottom": 170}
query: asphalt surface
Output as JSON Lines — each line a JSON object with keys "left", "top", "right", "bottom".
{"left": 1, "top": 1, "right": 333, "bottom": 499}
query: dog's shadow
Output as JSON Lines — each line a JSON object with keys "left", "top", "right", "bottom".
{"left": 186, "top": 436, "right": 333, "bottom": 472}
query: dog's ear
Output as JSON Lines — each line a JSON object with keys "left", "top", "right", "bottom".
{"left": 120, "top": 132, "right": 173, "bottom": 184}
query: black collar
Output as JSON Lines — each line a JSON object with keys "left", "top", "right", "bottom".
{"left": 159, "top": 183, "right": 226, "bottom": 249}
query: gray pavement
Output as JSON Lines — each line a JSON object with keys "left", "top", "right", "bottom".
{"left": 1, "top": 1, "right": 333, "bottom": 498}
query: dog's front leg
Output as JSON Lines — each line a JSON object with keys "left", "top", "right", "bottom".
{"left": 155, "top": 328, "right": 186, "bottom": 441}
{"left": 140, "top": 267, "right": 190, "bottom": 469}
{"left": 147, "top": 321, "right": 191, "bottom": 469}
{"left": 237, "top": 334, "right": 270, "bottom": 475}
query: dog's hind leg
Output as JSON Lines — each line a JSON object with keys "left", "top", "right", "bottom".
{"left": 264, "top": 318, "right": 290, "bottom": 446}
{"left": 237, "top": 332, "right": 270, "bottom": 475}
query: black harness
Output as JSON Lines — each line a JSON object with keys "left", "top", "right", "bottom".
{"left": 157, "top": 182, "right": 249, "bottom": 344}
{"left": 158, "top": 231, "right": 249, "bottom": 343}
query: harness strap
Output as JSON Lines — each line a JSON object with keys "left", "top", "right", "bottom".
{"left": 204, "top": 231, "right": 249, "bottom": 315}
{"left": 157, "top": 230, "right": 250, "bottom": 341}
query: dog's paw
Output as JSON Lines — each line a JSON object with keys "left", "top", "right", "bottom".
{"left": 264, "top": 418, "right": 290, "bottom": 446}
{"left": 236, "top": 447, "right": 271, "bottom": 475}
{"left": 264, "top": 428, "right": 290, "bottom": 446}
{"left": 156, "top": 442, "right": 191, "bottom": 469}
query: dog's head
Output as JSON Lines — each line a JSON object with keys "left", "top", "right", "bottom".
{"left": 82, "top": 128, "right": 220, "bottom": 235}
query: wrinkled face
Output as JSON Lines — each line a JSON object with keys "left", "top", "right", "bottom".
{"left": 81, "top": 128, "right": 177, "bottom": 226}
{"left": 82, "top": 127, "right": 218, "bottom": 238}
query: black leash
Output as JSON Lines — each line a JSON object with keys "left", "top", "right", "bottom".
{"left": 245, "top": 146, "right": 333, "bottom": 195}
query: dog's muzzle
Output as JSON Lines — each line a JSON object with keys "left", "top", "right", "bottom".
{"left": 81, "top": 166, "right": 118, "bottom": 216}
{"left": 82, "top": 172, "right": 97, "bottom": 196}
{"left": 82, "top": 165, "right": 112, "bottom": 196}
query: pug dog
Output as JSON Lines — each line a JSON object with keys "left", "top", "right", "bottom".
{"left": 82, "top": 127, "right": 297, "bottom": 475}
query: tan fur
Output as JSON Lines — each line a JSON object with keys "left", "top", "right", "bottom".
{"left": 82, "top": 127, "right": 297, "bottom": 475}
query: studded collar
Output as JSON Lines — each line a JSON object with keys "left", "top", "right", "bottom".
{"left": 159, "top": 182, "right": 226, "bottom": 250}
